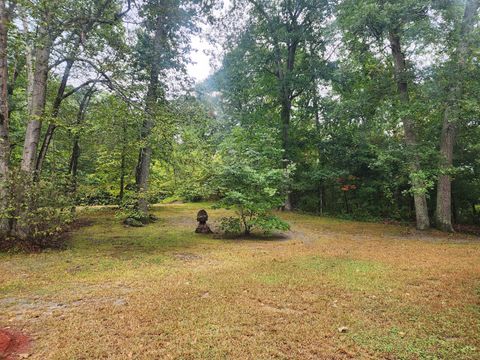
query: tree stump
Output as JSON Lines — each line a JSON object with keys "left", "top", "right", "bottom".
{"left": 195, "top": 209, "right": 212, "bottom": 234}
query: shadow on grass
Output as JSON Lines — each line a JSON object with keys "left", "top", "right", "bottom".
{"left": 211, "top": 232, "right": 291, "bottom": 242}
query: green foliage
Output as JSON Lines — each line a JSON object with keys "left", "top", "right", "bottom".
{"left": 204, "top": 0, "right": 480, "bottom": 227}
{"left": 218, "top": 216, "right": 242, "bottom": 235}
{"left": 212, "top": 126, "right": 291, "bottom": 236}
{"left": 155, "top": 98, "right": 219, "bottom": 202}
{"left": 2, "top": 0, "right": 480, "bottom": 253}
{"left": 0, "top": 171, "right": 74, "bottom": 250}
{"left": 250, "top": 214, "right": 290, "bottom": 234}
{"left": 115, "top": 192, "right": 159, "bottom": 225}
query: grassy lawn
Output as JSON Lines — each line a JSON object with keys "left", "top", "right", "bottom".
{"left": 1, "top": 203, "right": 479, "bottom": 359}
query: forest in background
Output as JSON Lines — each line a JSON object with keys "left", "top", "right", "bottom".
{"left": 0, "top": 0, "right": 479, "bottom": 248}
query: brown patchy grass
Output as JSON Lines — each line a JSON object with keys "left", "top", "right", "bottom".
{"left": 0, "top": 203, "right": 479, "bottom": 359}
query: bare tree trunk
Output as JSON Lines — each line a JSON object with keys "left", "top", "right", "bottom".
{"left": 135, "top": 70, "right": 157, "bottom": 214}
{"left": 436, "top": 0, "right": 480, "bottom": 232}
{"left": 389, "top": 30, "right": 430, "bottom": 230}
{"left": 135, "top": 12, "right": 163, "bottom": 216}
{"left": 0, "top": 0, "right": 12, "bottom": 235}
{"left": 20, "top": 24, "right": 51, "bottom": 174}
{"left": 68, "top": 135, "right": 79, "bottom": 217}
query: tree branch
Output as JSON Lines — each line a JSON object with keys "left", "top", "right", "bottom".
{"left": 62, "top": 79, "right": 107, "bottom": 100}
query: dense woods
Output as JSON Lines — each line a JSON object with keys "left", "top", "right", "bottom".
{"left": 0, "top": 0, "right": 479, "bottom": 248}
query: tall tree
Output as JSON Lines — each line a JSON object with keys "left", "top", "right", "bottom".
{"left": 68, "top": 86, "right": 96, "bottom": 199}
{"left": 338, "top": 0, "right": 432, "bottom": 229}
{"left": 20, "top": 4, "right": 51, "bottom": 174}
{"left": 0, "top": 0, "right": 14, "bottom": 235}
{"left": 220, "top": 0, "right": 332, "bottom": 209}
{"left": 35, "top": 0, "right": 130, "bottom": 175}
{"left": 435, "top": 0, "right": 480, "bottom": 232}
{"left": 134, "top": 0, "right": 203, "bottom": 216}
{"left": 388, "top": 29, "right": 430, "bottom": 230}
{"left": 135, "top": 2, "right": 164, "bottom": 215}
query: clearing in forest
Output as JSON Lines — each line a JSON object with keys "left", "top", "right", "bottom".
{"left": 0, "top": 203, "right": 479, "bottom": 359}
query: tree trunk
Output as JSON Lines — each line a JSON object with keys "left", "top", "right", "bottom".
{"left": 278, "top": 42, "right": 297, "bottom": 211}
{"left": 69, "top": 87, "right": 94, "bottom": 188}
{"left": 318, "top": 185, "right": 324, "bottom": 215}
{"left": 0, "top": 0, "right": 11, "bottom": 235}
{"left": 119, "top": 152, "right": 125, "bottom": 203}
{"left": 435, "top": 0, "right": 479, "bottom": 232}
{"left": 20, "top": 24, "right": 51, "bottom": 174}
{"left": 35, "top": 0, "right": 120, "bottom": 176}
{"left": 280, "top": 98, "right": 293, "bottom": 210}
{"left": 343, "top": 191, "right": 350, "bottom": 214}
{"left": 21, "top": 15, "right": 34, "bottom": 114}
{"left": 280, "top": 98, "right": 291, "bottom": 161}
{"left": 68, "top": 125, "right": 80, "bottom": 216}
{"left": 313, "top": 95, "right": 324, "bottom": 216}
{"left": 7, "top": 47, "right": 20, "bottom": 97}
{"left": 36, "top": 58, "right": 75, "bottom": 174}
{"left": 436, "top": 116, "right": 455, "bottom": 232}
{"left": 135, "top": 144, "right": 152, "bottom": 214}
{"left": 69, "top": 138, "right": 80, "bottom": 191}
{"left": 68, "top": 87, "right": 95, "bottom": 216}
{"left": 135, "top": 12, "right": 163, "bottom": 216}
{"left": 119, "top": 118, "right": 127, "bottom": 203}
{"left": 389, "top": 30, "right": 430, "bottom": 230}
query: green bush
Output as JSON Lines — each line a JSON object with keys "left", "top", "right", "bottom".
{"left": 219, "top": 216, "right": 242, "bottom": 235}
{"left": 212, "top": 126, "right": 292, "bottom": 236}
{"left": 1, "top": 171, "right": 74, "bottom": 250}
{"left": 117, "top": 192, "right": 158, "bottom": 225}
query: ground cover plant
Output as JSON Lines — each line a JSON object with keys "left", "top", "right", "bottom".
{"left": 1, "top": 203, "right": 479, "bottom": 359}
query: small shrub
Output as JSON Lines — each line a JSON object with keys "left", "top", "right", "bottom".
{"left": 212, "top": 126, "right": 292, "bottom": 236}
{"left": 251, "top": 215, "right": 290, "bottom": 234}
{"left": 0, "top": 170, "right": 74, "bottom": 251}
{"left": 76, "top": 186, "right": 117, "bottom": 205}
{"left": 177, "top": 183, "right": 208, "bottom": 202}
{"left": 219, "top": 216, "right": 242, "bottom": 235}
